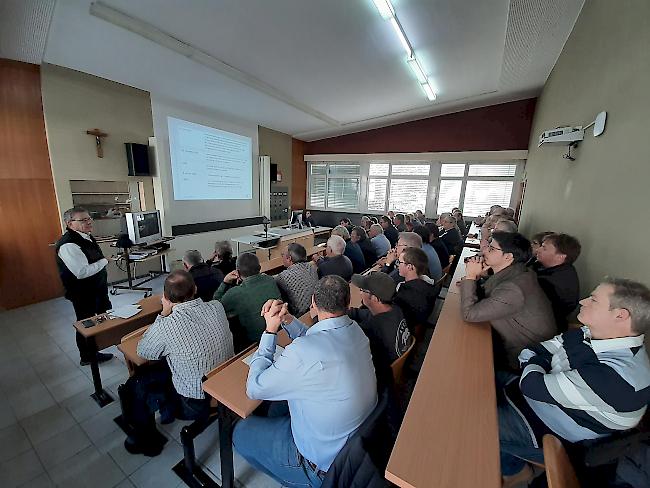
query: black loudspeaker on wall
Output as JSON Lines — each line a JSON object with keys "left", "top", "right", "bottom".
{"left": 125, "top": 143, "right": 151, "bottom": 176}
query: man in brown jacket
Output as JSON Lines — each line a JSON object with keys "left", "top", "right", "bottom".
{"left": 459, "top": 231, "right": 557, "bottom": 370}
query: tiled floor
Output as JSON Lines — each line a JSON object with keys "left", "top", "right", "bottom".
{"left": 0, "top": 277, "right": 279, "bottom": 488}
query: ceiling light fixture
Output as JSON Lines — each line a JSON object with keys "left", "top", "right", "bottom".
{"left": 372, "top": 0, "right": 437, "bottom": 102}
{"left": 371, "top": 0, "right": 395, "bottom": 20}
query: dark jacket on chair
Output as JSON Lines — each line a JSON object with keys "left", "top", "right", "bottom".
{"left": 321, "top": 389, "right": 392, "bottom": 488}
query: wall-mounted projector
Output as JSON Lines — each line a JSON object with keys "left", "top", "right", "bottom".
{"left": 538, "top": 126, "right": 585, "bottom": 147}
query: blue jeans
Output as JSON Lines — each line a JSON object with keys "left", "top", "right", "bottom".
{"left": 496, "top": 371, "right": 545, "bottom": 475}
{"left": 233, "top": 402, "right": 325, "bottom": 488}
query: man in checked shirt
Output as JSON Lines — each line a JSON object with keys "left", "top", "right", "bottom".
{"left": 121, "top": 270, "right": 234, "bottom": 457}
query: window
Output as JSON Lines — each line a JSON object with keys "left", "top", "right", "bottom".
{"left": 437, "top": 163, "right": 520, "bottom": 216}
{"left": 309, "top": 164, "right": 327, "bottom": 208}
{"left": 388, "top": 179, "right": 429, "bottom": 213}
{"left": 308, "top": 163, "right": 360, "bottom": 210}
{"left": 387, "top": 164, "right": 430, "bottom": 213}
{"left": 306, "top": 158, "right": 522, "bottom": 216}
{"left": 367, "top": 163, "right": 389, "bottom": 212}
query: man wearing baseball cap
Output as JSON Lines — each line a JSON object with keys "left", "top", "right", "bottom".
{"left": 348, "top": 272, "right": 411, "bottom": 383}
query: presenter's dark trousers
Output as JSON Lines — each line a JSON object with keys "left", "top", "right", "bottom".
{"left": 69, "top": 289, "right": 112, "bottom": 362}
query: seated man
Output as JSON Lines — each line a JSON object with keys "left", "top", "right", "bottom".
{"left": 534, "top": 233, "right": 581, "bottom": 331}
{"left": 122, "top": 270, "right": 234, "bottom": 456}
{"left": 393, "top": 213, "right": 406, "bottom": 232}
{"left": 497, "top": 279, "right": 650, "bottom": 486}
{"left": 394, "top": 247, "right": 439, "bottom": 330}
{"left": 206, "top": 240, "right": 237, "bottom": 275}
{"left": 494, "top": 219, "right": 518, "bottom": 233}
{"left": 414, "top": 209, "right": 426, "bottom": 225}
{"left": 381, "top": 232, "right": 442, "bottom": 283}
{"left": 303, "top": 210, "right": 317, "bottom": 228}
{"left": 349, "top": 272, "right": 411, "bottom": 384}
{"left": 425, "top": 222, "right": 450, "bottom": 267}
{"left": 411, "top": 226, "right": 443, "bottom": 281}
{"left": 453, "top": 209, "right": 468, "bottom": 236}
{"left": 368, "top": 223, "right": 391, "bottom": 258}
{"left": 351, "top": 226, "right": 377, "bottom": 269}
{"left": 332, "top": 225, "right": 366, "bottom": 273}
{"left": 339, "top": 218, "right": 354, "bottom": 234}
{"left": 275, "top": 243, "right": 319, "bottom": 317}
{"left": 460, "top": 231, "right": 557, "bottom": 370}
{"left": 526, "top": 231, "right": 555, "bottom": 269}
{"left": 182, "top": 249, "right": 223, "bottom": 302}
{"left": 233, "top": 276, "right": 378, "bottom": 487}
{"left": 380, "top": 215, "right": 399, "bottom": 248}
{"left": 214, "top": 252, "right": 281, "bottom": 351}
{"left": 360, "top": 215, "right": 372, "bottom": 232}
{"left": 314, "top": 235, "right": 353, "bottom": 281}
{"left": 437, "top": 213, "right": 463, "bottom": 255}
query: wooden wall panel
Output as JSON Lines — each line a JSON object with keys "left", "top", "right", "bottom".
{"left": 291, "top": 138, "right": 306, "bottom": 209}
{"left": 0, "top": 59, "right": 63, "bottom": 309}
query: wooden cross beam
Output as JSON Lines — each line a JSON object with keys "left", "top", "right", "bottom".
{"left": 86, "top": 129, "right": 108, "bottom": 158}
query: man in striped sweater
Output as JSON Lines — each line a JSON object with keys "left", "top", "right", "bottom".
{"left": 499, "top": 278, "right": 650, "bottom": 486}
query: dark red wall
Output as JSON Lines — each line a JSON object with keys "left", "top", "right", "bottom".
{"left": 304, "top": 98, "right": 536, "bottom": 154}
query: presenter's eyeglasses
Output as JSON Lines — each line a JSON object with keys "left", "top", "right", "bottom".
{"left": 72, "top": 217, "right": 93, "bottom": 223}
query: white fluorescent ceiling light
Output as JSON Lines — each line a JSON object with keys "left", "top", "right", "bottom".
{"left": 422, "top": 83, "right": 437, "bottom": 101}
{"left": 371, "top": 0, "right": 395, "bottom": 20}
{"left": 389, "top": 17, "right": 412, "bottom": 58}
{"left": 373, "top": 0, "right": 437, "bottom": 102}
{"left": 407, "top": 57, "right": 427, "bottom": 84}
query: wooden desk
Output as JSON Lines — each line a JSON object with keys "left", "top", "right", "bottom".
{"left": 446, "top": 247, "right": 480, "bottom": 296}
{"left": 385, "top": 252, "right": 499, "bottom": 487}
{"left": 74, "top": 294, "right": 162, "bottom": 406}
{"left": 200, "top": 330, "right": 292, "bottom": 488}
{"left": 117, "top": 326, "right": 150, "bottom": 374}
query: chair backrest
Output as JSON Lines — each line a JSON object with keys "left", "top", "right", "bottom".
{"left": 543, "top": 434, "right": 581, "bottom": 488}
{"left": 390, "top": 336, "right": 416, "bottom": 385}
{"left": 321, "top": 388, "right": 392, "bottom": 488}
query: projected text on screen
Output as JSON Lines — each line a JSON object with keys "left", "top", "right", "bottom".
{"left": 168, "top": 117, "right": 253, "bottom": 201}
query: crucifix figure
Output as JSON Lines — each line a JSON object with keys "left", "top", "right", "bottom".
{"left": 86, "top": 129, "right": 108, "bottom": 158}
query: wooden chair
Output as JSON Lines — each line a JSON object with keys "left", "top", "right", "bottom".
{"left": 391, "top": 336, "right": 416, "bottom": 385}
{"left": 543, "top": 434, "right": 580, "bottom": 488}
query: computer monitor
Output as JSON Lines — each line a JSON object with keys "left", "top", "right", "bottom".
{"left": 124, "top": 210, "right": 163, "bottom": 246}
{"left": 289, "top": 210, "right": 303, "bottom": 227}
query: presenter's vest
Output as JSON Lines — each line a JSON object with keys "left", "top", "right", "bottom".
{"left": 55, "top": 230, "right": 108, "bottom": 301}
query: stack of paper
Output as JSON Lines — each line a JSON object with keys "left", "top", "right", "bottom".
{"left": 242, "top": 345, "right": 285, "bottom": 366}
{"left": 109, "top": 304, "right": 142, "bottom": 319}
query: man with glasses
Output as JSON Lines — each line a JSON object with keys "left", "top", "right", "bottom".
{"left": 394, "top": 247, "right": 439, "bottom": 331}
{"left": 459, "top": 231, "right": 556, "bottom": 371}
{"left": 55, "top": 207, "right": 113, "bottom": 365}
{"left": 376, "top": 232, "right": 423, "bottom": 283}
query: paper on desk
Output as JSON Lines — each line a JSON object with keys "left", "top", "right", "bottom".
{"left": 242, "top": 345, "right": 285, "bottom": 366}
{"left": 110, "top": 305, "right": 142, "bottom": 319}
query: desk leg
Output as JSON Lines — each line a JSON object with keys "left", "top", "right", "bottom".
{"left": 88, "top": 337, "right": 114, "bottom": 407}
{"left": 218, "top": 403, "right": 235, "bottom": 488}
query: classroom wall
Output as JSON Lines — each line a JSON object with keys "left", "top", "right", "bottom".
{"left": 0, "top": 59, "right": 63, "bottom": 309}
{"left": 40, "top": 63, "right": 156, "bottom": 226}
{"left": 519, "top": 0, "right": 650, "bottom": 293}
{"left": 259, "top": 126, "right": 293, "bottom": 205}
{"left": 304, "top": 98, "right": 537, "bottom": 154}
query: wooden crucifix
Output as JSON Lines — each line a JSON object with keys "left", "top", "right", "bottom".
{"left": 86, "top": 129, "right": 108, "bottom": 158}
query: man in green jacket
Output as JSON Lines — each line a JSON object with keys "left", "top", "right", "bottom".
{"left": 214, "top": 252, "right": 281, "bottom": 352}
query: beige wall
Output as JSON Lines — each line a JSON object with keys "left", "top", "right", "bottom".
{"left": 41, "top": 63, "right": 155, "bottom": 227}
{"left": 259, "top": 125, "right": 293, "bottom": 201}
{"left": 519, "top": 0, "right": 650, "bottom": 294}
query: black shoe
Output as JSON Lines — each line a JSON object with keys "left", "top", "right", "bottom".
{"left": 124, "top": 436, "right": 164, "bottom": 457}
{"left": 80, "top": 352, "right": 114, "bottom": 366}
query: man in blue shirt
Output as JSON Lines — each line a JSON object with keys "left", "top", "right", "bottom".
{"left": 233, "top": 275, "right": 378, "bottom": 487}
